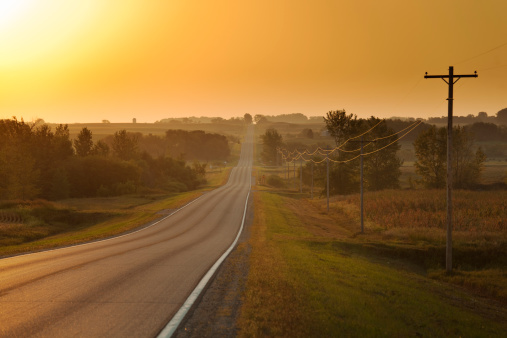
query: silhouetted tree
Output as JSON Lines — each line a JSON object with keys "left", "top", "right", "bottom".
{"left": 324, "top": 110, "right": 361, "bottom": 146}
{"left": 497, "top": 107, "right": 507, "bottom": 125}
{"left": 244, "top": 113, "right": 253, "bottom": 124}
{"left": 91, "top": 140, "right": 110, "bottom": 156}
{"left": 261, "top": 128, "right": 283, "bottom": 165}
{"left": 53, "top": 124, "right": 74, "bottom": 160}
{"left": 74, "top": 127, "right": 94, "bottom": 156}
{"left": 112, "top": 130, "right": 139, "bottom": 161}
{"left": 362, "top": 118, "right": 402, "bottom": 191}
{"left": 414, "top": 125, "right": 485, "bottom": 188}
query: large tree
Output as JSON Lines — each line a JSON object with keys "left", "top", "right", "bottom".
{"left": 323, "top": 112, "right": 402, "bottom": 193}
{"left": 324, "top": 110, "right": 360, "bottom": 146}
{"left": 261, "top": 128, "right": 283, "bottom": 165}
{"left": 414, "top": 125, "right": 485, "bottom": 188}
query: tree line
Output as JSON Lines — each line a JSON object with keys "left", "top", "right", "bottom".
{"left": 0, "top": 118, "right": 231, "bottom": 200}
{"left": 262, "top": 109, "right": 488, "bottom": 195}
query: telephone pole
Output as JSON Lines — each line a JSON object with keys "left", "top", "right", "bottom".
{"left": 424, "top": 66, "right": 477, "bottom": 273}
{"left": 299, "top": 157, "right": 303, "bottom": 193}
{"left": 349, "top": 137, "right": 377, "bottom": 233}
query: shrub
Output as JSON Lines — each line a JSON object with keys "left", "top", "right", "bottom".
{"left": 267, "top": 175, "right": 285, "bottom": 188}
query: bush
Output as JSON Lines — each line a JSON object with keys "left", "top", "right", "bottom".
{"left": 114, "top": 180, "right": 137, "bottom": 195}
{"left": 267, "top": 175, "right": 285, "bottom": 188}
{"left": 164, "top": 181, "right": 188, "bottom": 192}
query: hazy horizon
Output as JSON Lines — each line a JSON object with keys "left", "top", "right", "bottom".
{"left": 1, "top": 1, "right": 506, "bottom": 124}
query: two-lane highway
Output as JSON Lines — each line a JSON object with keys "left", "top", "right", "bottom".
{"left": 0, "top": 126, "right": 253, "bottom": 337}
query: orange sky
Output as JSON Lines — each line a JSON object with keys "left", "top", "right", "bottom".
{"left": 1, "top": 0, "right": 506, "bottom": 123}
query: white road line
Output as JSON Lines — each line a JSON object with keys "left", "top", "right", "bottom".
{"left": 157, "top": 172, "right": 252, "bottom": 338}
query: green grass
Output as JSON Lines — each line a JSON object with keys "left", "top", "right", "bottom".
{"left": 239, "top": 190, "right": 507, "bottom": 337}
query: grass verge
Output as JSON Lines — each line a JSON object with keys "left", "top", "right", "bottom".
{"left": 0, "top": 167, "right": 232, "bottom": 258}
{"left": 238, "top": 190, "right": 507, "bottom": 337}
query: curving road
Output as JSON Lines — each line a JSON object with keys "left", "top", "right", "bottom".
{"left": 0, "top": 126, "right": 253, "bottom": 337}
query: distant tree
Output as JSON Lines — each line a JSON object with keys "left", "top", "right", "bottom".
{"left": 53, "top": 124, "right": 74, "bottom": 160}
{"left": 324, "top": 110, "right": 361, "bottom": 146}
{"left": 254, "top": 114, "right": 270, "bottom": 124}
{"left": 497, "top": 108, "right": 507, "bottom": 125}
{"left": 211, "top": 117, "right": 226, "bottom": 123}
{"left": 91, "top": 140, "right": 110, "bottom": 156}
{"left": 414, "top": 126, "right": 485, "bottom": 188}
{"left": 74, "top": 127, "right": 94, "bottom": 156}
{"left": 362, "top": 118, "right": 403, "bottom": 191}
{"left": 451, "top": 126, "right": 486, "bottom": 188}
{"left": 102, "top": 120, "right": 110, "bottom": 123}
{"left": 414, "top": 126, "right": 447, "bottom": 188}
{"left": 244, "top": 113, "right": 253, "bottom": 124}
{"left": 261, "top": 128, "right": 283, "bottom": 165}
{"left": 477, "top": 111, "right": 488, "bottom": 121}
{"left": 165, "top": 129, "right": 229, "bottom": 161}
{"left": 299, "top": 128, "right": 314, "bottom": 139}
{"left": 112, "top": 130, "right": 139, "bottom": 161}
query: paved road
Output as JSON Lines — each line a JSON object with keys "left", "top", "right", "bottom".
{"left": 0, "top": 127, "right": 253, "bottom": 337}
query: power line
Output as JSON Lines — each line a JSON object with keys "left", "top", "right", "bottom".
{"left": 279, "top": 119, "right": 423, "bottom": 164}
{"left": 456, "top": 41, "right": 507, "bottom": 65}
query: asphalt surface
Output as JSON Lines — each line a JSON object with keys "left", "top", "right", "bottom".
{"left": 0, "top": 126, "right": 253, "bottom": 337}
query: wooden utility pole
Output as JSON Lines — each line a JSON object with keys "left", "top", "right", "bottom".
{"left": 310, "top": 161, "right": 314, "bottom": 199}
{"left": 424, "top": 66, "right": 477, "bottom": 273}
{"left": 360, "top": 136, "right": 364, "bottom": 233}
{"left": 299, "top": 158, "right": 303, "bottom": 193}
{"left": 293, "top": 160, "right": 296, "bottom": 190}
{"left": 350, "top": 137, "right": 377, "bottom": 233}
{"left": 326, "top": 157, "right": 330, "bottom": 212}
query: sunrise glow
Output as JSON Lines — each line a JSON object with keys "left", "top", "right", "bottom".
{"left": 0, "top": 0, "right": 506, "bottom": 123}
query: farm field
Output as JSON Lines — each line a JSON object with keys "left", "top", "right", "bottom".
{"left": 48, "top": 122, "right": 247, "bottom": 141}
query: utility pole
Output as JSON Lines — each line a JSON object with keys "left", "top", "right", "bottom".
{"left": 326, "top": 156, "right": 330, "bottom": 212}
{"left": 360, "top": 136, "right": 364, "bottom": 233}
{"left": 425, "top": 66, "right": 477, "bottom": 273}
{"left": 299, "top": 157, "right": 303, "bottom": 193}
{"left": 349, "top": 137, "right": 376, "bottom": 233}
{"left": 293, "top": 160, "right": 296, "bottom": 190}
{"left": 310, "top": 161, "right": 314, "bottom": 199}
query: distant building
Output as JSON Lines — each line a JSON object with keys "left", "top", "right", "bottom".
{"left": 133, "top": 118, "right": 137, "bottom": 123}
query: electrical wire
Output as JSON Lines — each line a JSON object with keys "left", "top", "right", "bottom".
{"left": 280, "top": 119, "right": 423, "bottom": 164}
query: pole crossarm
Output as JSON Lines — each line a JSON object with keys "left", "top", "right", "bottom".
{"left": 425, "top": 71, "right": 477, "bottom": 86}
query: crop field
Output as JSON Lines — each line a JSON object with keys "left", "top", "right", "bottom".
{"left": 48, "top": 122, "right": 247, "bottom": 141}
{"left": 338, "top": 189, "right": 506, "bottom": 234}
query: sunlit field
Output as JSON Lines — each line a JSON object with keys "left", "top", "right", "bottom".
{"left": 342, "top": 189, "right": 506, "bottom": 233}
{"left": 51, "top": 122, "right": 247, "bottom": 142}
